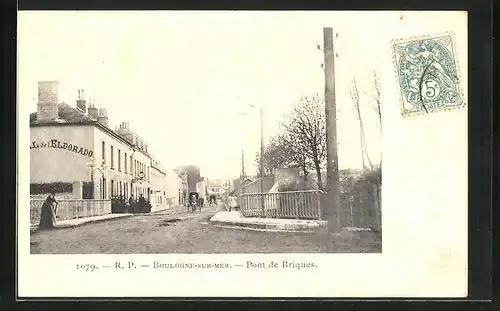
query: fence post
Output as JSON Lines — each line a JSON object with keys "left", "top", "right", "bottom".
{"left": 372, "top": 184, "right": 381, "bottom": 231}
{"left": 318, "top": 192, "right": 323, "bottom": 220}
{"left": 349, "top": 200, "right": 354, "bottom": 228}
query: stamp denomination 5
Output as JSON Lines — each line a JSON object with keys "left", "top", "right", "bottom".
{"left": 392, "top": 32, "right": 465, "bottom": 116}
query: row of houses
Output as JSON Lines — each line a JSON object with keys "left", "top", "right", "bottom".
{"left": 173, "top": 166, "right": 225, "bottom": 205}
{"left": 30, "top": 81, "right": 182, "bottom": 212}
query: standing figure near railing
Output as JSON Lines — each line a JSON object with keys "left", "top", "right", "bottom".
{"left": 38, "top": 192, "right": 58, "bottom": 229}
{"left": 228, "top": 194, "right": 238, "bottom": 212}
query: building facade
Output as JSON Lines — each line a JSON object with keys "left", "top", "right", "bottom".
{"left": 196, "top": 178, "right": 207, "bottom": 201}
{"left": 148, "top": 157, "right": 183, "bottom": 212}
{"left": 30, "top": 81, "right": 169, "bottom": 209}
{"left": 206, "top": 179, "right": 224, "bottom": 199}
{"left": 163, "top": 169, "right": 182, "bottom": 207}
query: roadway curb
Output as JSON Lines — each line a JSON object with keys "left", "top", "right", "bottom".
{"left": 30, "top": 214, "right": 135, "bottom": 233}
{"left": 212, "top": 224, "right": 316, "bottom": 233}
{"left": 208, "top": 219, "right": 327, "bottom": 232}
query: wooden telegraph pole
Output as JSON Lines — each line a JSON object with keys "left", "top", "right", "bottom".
{"left": 323, "top": 27, "right": 342, "bottom": 233}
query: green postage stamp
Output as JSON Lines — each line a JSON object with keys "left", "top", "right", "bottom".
{"left": 392, "top": 32, "right": 465, "bottom": 116}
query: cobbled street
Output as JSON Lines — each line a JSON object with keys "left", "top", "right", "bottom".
{"left": 30, "top": 204, "right": 381, "bottom": 254}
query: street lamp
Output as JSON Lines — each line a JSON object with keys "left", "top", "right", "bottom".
{"left": 86, "top": 157, "right": 107, "bottom": 199}
{"left": 240, "top": 103, "right": 265, "bottom": 215}
{"left": 132, "top": 171, "right": 146, "bottom": 184}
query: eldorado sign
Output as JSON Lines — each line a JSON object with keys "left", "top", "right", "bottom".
{"left": 30, "top": 139, "right": 94, "bottom": 158}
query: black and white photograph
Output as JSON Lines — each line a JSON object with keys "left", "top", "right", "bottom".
{"left": 18, "top": 11, "right": 468, "bottom": 298}
{"left": 25, "top": 12, "right": 382, "bottom": 254}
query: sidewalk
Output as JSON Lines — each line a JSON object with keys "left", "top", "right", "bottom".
{"left": 209, "top": 211, "right": 328, "bottom": 232}
{"left": 30, "top": 213, "right": 133, "bottom": 232}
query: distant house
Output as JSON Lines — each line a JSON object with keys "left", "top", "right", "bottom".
{"left": 240, "top": 176, "right": 275, "bottom": 194}
{"left": 232, "top": 177, "right": 254, "bottom": 196}
{"left": 175, "top": 165, "right": 201, "bottom": 192}
{"left": 306, "top": 169, "right": 366, "bottom": 190}
{"left": 207, "top": 179, "right": 225, "bottom": 198}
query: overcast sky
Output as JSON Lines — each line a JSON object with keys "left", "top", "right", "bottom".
{"left": 19, "top": 11, "right": 384, "bottom": 180}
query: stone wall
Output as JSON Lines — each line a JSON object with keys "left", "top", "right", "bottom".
{"left": 274, "top": 167, "right": 301, "bottom": 190}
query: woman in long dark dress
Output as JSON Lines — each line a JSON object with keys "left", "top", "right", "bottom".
{"left": 38, "top": 193, "right": 58, "bottom": 229}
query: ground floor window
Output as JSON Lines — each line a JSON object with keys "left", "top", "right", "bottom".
{"left": 102, "top": 177, "right": 106, "bottom": 199}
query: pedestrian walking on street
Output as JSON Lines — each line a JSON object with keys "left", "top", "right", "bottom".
{"left": 128, "top": 194, "right": 135, "bottom": 213}
{"left": 228, "top": 194, "right": 237, "bottom": 212}
{"left": 39, "top": 192, "right": 58, "bottom": 230}
{"left": 199, "top": 197, "right": 204, "bottom": 211}
{"left": 190, "top": 193, "right": 198, "bottom": 212}
{"left": 209, "top": 195, "right": 217, "bottom": 207}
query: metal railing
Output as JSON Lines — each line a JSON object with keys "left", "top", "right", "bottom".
{"left": 30, "top": 199, "right": 112, "bottom": 224}
{"left": 239, "top": 190, "right": 323, "bottom": 220}
{"left": 238, "top": 183, "right": 382, "bottom": 230}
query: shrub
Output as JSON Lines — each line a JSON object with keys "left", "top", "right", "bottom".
{"left": 82, "top": 182, "right": 94, "bottom": 199}
{"left": 339, "top": 168, "right": 381, "bottom": 229}
{"left": 30, "top": 182, "right": 73, "bottom": 194}
{"left": 142, "top": 200, "right": 152, "bottom": 213}
{"left": 277, "top": 181, "right": 301, "bottom": 192}
{"left": 111, "top": 196, "right": 126, "bottom": 213}
{"left": 133, "top": 202, "right": 142, "bottom": 214}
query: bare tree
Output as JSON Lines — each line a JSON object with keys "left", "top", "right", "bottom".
{"left": 282, "top": 94, "right": 326, "bottom": 190}
{"left": 372, "top": 70, "right": 382, "bottom": 175}
{"left": 372, "top": 70, "right": 382, "bottom": 128}
{"left": 254, "top": 137, "right": 285, "bottom": 176}
{"left": 350, "top": 78, "right": 373, "bottom": 171}
{"left": 371, "top": 70, "right": 383, "bottom": 198}
{"left": 255, "top": 133, "right": 311, "bottom": 181}
{"left": 276, "top": 132, "right": 313, "bottom": 182}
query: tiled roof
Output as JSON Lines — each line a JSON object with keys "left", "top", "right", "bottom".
{"left": 30, "top": 102, "right": 95, "bottom": 125}
{"left": 241, "top": 176, "right": 275, "bottom": 192}
{"left": 29, "top": 102, "right": 155, "bottom": 159}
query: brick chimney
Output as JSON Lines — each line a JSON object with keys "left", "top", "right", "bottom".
{"left": 98, "top": 108, "right": 108, "bottom": 127}
{"left": 37, "top": 81, "right": 59, "bottom": 122}
{"left": 87, "top": 98, "right": 99, "bottom": 120}
{"left": 116, "top": 122, "right": 136, "bottom": 144}
{"left": 76, "top": 89, "right": 86, "bottom": 114}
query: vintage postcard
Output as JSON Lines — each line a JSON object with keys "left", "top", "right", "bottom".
{"left": 17, "top": 11, "right": 468, "bottom": 298}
